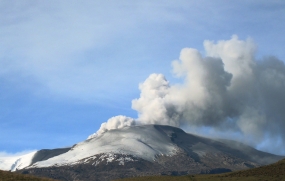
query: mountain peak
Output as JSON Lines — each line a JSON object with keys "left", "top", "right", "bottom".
{"left": 1, "top": 124, "right": 284, "bottom": 181}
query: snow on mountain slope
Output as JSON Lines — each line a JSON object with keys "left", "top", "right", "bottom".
{"left": 0, "top": 151, "right": 37, "bottom": 171}
{"left": 3, "top": 124, "right": 283, "bottom": 172}
{"left": 29, "top": 125, "right": 178, "bottom": 168}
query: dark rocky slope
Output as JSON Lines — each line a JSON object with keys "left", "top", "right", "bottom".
{"left": 19, "top": 125, "right": 284, "bottom": 181}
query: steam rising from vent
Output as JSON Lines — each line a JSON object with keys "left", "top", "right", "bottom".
{"left": 89, "top": 35, "right": 285, "bottom": 153}
{"left": 88, "top": 116, "right": 135, "bottom": 139}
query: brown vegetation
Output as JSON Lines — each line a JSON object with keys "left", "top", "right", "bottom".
{"left": 0, "top": 169, "right": 56, "bottom": 181}
{"left": 116, "top": 159, "right": 285, "bottom": 181}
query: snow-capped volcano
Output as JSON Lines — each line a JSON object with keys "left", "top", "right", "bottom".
{"left": 1, "top": 125, "right": 284, "bottom": 181}
{"left": 30, "top": 125, "right": 178, "bottom": 168}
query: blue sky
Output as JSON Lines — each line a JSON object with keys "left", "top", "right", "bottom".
{"left": 0, "top": 1, "right": 285, "bottom": 155}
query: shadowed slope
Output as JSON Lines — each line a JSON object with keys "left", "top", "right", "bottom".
{"left": 116, "top": 159, "right": 285, "bottom": 181}
{"left": 18, "top": 125, "right": 284, "bottom": 181}
{"left": 31, "top": 148, "right": 70, "bottom": 165}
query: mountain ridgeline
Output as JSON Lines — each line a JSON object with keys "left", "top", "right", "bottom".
{"left": 3, "top": 125, "right": 283, "bottom": 181}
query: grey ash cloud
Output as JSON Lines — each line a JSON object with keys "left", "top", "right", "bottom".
{"left": 91, "top": 35, "right": 285, "bottom": 155}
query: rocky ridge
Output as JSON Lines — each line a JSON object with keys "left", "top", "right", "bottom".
{"left": 15, "top": 125, "right": 284, "bottom": 181}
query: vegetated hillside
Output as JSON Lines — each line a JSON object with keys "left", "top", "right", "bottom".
{"left": 116, "top": 159, "right": 285, "bottom": 181}
{"left": 0, "top": 169, "right": 57, "bottom": 181}
{"left": 225, "top": 158, "right": 285, "bottom": 177}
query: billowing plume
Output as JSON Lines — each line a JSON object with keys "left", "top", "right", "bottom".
{"left": 90, "top": 35, "right": 285, "bottom": 154}
{"left": 88, "top": 116, "right": 135, "bottom": 139}
{"left": 132, "top": 48, "right": 233, "bottom": 127}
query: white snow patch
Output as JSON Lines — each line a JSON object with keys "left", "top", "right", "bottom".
{"left": 83, "top": 156, "right": 97, "bottom": 163}
{"left": 105, "top": 154, "right": 115, "bottom": 163}
{"left": 117, "top": 156, "right": 135, "bottom": 165}
{"left": 0, "top": 151, "right": 37, "bottom": 171}
{"left": 29, "top": 125, "right": 177, "bottom": 168}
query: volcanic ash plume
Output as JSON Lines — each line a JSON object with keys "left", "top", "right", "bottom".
{"left": 90, "top": 35, "right": 285, "bottom": 154}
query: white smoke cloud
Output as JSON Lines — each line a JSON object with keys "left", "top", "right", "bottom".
{"left": 88, "top": 115, "right": 136, "bottom": 139}
{"left": 133, "top": 46, "right": 234, "bottom": 127}
{"left": 90, "top": 35, "right": 285, "bottom": 154}
{"left": 132, "top": 73, "right": 181, "bottom": 127}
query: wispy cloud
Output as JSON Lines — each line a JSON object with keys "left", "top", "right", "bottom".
{"left": 0, "top": 1, "right": 284, "bottom": 104}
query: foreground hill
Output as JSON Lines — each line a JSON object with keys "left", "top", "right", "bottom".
{"left": 116, "top": 158, "right": 285, "bottom": 181}
{"left": 11, "top": 125, "right": 283, "bottom": 181}
{"left": 0, "top": 169, "right": 56, "bottom": 181}
{"left": 225, "top": 158, "right": 285, "bottom": 178}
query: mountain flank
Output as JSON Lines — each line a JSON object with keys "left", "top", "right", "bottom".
{"left": 13, "top": 125, "right": 283, "bottom": 181}
{"left": 116, "top": 158, "right": 285, "bottom": 181}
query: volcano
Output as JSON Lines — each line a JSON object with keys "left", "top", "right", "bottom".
{"left": 1, "top": 125, "right": 284, "bottom": 181}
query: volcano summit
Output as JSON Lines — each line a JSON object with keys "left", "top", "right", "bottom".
{"left": 1, "top": 125, "right": 283, "bottom": 181}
